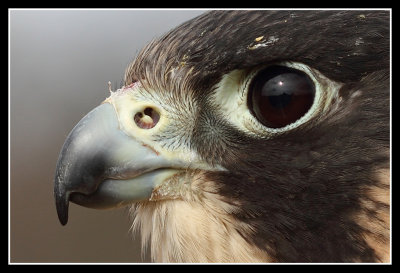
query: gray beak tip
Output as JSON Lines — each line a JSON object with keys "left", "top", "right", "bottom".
{"left": 56, "top": 198, "right": 69, "bottom": 226}
{"left": 54, "top": 183, "right": 69, "bottom": 226}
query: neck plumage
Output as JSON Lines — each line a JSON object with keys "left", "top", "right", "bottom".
{"left": 129, "top": 199, "right": 271, "bottom": 263}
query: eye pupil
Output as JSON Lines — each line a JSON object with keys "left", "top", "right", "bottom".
{"left": 248, "top": 66, "right": 315, "bottom": 129}
{"left": 267, "top": 92, "right": 291, "bottom": 108}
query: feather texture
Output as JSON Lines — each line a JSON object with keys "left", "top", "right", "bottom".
{"left": 124, "top": 10, "right": 390, "bottom": 262}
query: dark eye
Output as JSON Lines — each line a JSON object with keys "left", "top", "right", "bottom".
{"left": 248, "top": 65, "right": 315, "bottom": 129}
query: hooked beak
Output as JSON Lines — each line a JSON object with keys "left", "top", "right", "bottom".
{"left": 54, "top": 102, "right": 182, "bottom": 226}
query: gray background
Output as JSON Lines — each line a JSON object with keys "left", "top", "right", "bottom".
{"left": 9, "top": 9, "right": 205, "bottom": 263}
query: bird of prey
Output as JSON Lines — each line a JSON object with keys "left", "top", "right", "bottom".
{"left": 54, "top": 10, "right": 390, "bottom": 263}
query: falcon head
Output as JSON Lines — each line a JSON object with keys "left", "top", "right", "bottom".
{"left": 54, "top": 10, "right": 390, "bottom": 262}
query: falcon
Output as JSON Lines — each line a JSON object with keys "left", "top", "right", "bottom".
{"left": 54, "top": 10, "right": 390, "bottom": 263}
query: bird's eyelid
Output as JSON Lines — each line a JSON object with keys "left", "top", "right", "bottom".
{"left": 212, "top": 61, "right": 343, "bottom": 137}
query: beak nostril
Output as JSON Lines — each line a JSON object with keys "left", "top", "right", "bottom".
{"left": 143, "top": 107, "right": 153, "bottom": 116}
{"left": 134, "top": 107, "right": 160, "bottom": 129}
